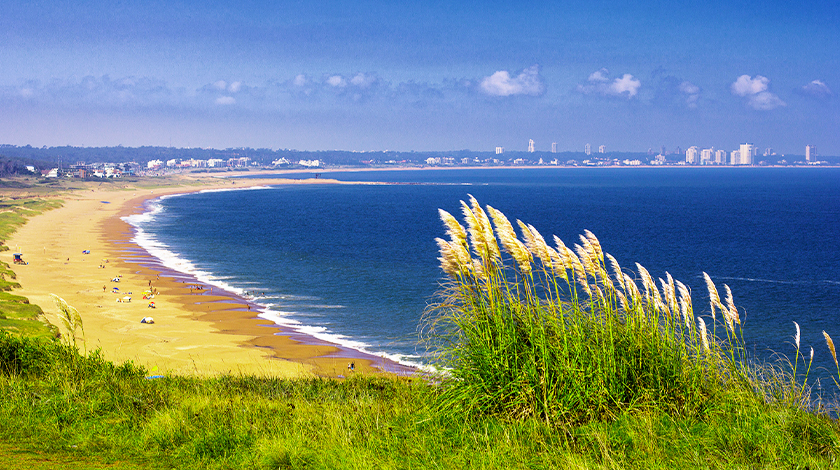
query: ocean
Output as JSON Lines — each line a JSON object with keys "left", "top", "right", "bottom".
{"left": 125, "top": 167, "right": 840, "bottom": 380}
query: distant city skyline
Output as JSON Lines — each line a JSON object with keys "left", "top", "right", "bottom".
{"left": 0, "top": 1, "right": 837, "bottom": 154}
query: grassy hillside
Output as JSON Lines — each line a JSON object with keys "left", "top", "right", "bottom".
{"left": 1, "top": 331, "right": 838, "bottom": 469}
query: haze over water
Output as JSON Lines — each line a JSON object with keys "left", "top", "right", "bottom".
{"left": 128, "top": 168, "right": 840, "bottom": 380}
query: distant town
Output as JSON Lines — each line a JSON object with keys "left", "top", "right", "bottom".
{"left": 0, "top": 142, "right": 834, "bottom": 179}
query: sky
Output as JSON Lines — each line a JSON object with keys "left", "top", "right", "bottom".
{"left": 1, "top": 0, "right": 838, "bottom": 154}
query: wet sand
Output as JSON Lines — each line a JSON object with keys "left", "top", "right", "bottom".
{"left": 5, "top": 176, "right": 414, "bottom": 378}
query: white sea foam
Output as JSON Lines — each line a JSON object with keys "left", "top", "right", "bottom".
{"left": 197, "top": 185, "right": 273, "bottom": 194}
{"left": 122, "top": 192, "right": 429, "bottom": 372}
{"left": 256, "top": 307, "right": 431, "bottom": 371}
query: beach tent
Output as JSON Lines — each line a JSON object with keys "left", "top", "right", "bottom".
{"left": 122, "top": 296, "right": 132, "bottom": 303}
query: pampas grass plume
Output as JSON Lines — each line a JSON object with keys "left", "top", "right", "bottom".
{"left": 824, "top": 331, "right": 838, "bottom": 370}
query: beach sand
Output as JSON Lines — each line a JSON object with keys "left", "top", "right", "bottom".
{"left": 5, "top": 176, "right": 409, "bottom": 378}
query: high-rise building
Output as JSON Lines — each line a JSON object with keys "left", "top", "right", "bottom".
{"left": 685, "top": 146, "right": 699, "bottom": 165}
{"left": 551, "top": 142, "right": 557, "bottom": 153}
{"left": 701, "top": 148, "right": 714, "bottom": 164}
{"left": 715, "top": 149, "right": 727, "bottom": 164}
{"left": 585, "top": 143, "right": 591, "bottom": 155}
{"left": 739, "top": 143, "right": 755, "bottom": 165}
{"left": 806, "top": 145, "right": 816, "bottom": 162}
{"left": 495, "top": 147, "right": 504, "bottom": 154}
{"left": 598, "top": 145, "right": 606, "bottom": 153}
{"left": 528, "top": 139, "right": 535, "bottom": 153}
{"left": 730, "top": 150, "right": 740, "bottom": 165}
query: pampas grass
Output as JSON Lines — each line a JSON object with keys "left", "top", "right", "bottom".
{"left": 425, "top": 197, "right": 816, "bottom": 424}
{"left": 50, "top": 294, "right": 84, "bottom": 351}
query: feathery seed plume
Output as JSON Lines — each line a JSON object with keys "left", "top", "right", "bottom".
{"left": 436, "top": 238, "right": 459, "bottom": 278}
{"left": 584, "top": 229, "right": 604, "bottom": 263}
{"left": 703, "top": 272, "right": 720, "bottom": 323}
{"left": 676, "top": 280, "right": 693, "bottom": 328}
{"left": 723, "top": 284, "right": 741, "bottom": 331}
{"left": 623, "top": 272, "right": 641, "bottom": 306}
{"left": 824, "top": 331, "right": 838, "bottom": 370}
{"left": 698, "top": 317, "right": 710, "bottom": 353}
{"left": 635, "top": 263, "right": 654, "bottom": 300}
{"left": 439, "top": 209, "right": 467, "bottom": 245}
{"left": 553, "top": 236, "right": 572, "bottom": 269}
{"left": 520, "top": 221, "right": 552, "bottom": 266}
{"left": 462, "top": 197, "right": 500, "bottom": 264}
{"left": 616, "top": 290, "right": 628, "bottom": 312}
{"left": 472, "top": 198, "right": 501, "bottom": 261}
{"left": 567, "top": 249, "right": 591, "bottom": 297}
{"left": 606, "top": 253, "right": 623, "bottom": 286}
{"left": 660, "top": 278, "right": 675, "bottom": 319}
{"left": 794, "top": 321, "right": 801, "bottom": 350}
{"left": 488, "top": 206, "right": 532, "bottom": 273}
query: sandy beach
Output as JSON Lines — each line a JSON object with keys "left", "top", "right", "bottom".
{"left": 5, "top": 175, "right": 409, "bottom": 378}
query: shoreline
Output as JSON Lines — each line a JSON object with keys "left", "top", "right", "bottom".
{"left": 5, "top": 176, "right": 415, "bottom": 378}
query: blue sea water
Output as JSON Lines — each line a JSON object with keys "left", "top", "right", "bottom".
{"left": 128, "top": 168, "right": 840, "bottom": 378}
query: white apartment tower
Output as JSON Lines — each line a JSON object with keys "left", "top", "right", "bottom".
{"left": 495, "top": 147, "right": 504, "bottom": 154}
{"left": 585, "top": 143, "right": 591, "bottom": 155}
{"left": 730, "top": 150, "right": 740, "bottom": 165}
{"left": 739, "top": 143, "right": 756, "bottom": 165}
{"left": 598, "top": 145, "right": 606, "bottom": 153}
{"left": 715, "top": 149, "right": 727, "bottom": 164}
{"left": 528, "top": 139, "right": 535, "bottom": 153}
{"left": 806, "top": 145, "right": 816, "bottom": 162}
{"left": 685, "top": 146, "right": 699, "bottom": 165}
{"left": 700, "top": 148, "right": 714, "bottom": 165}
{"left": 551, "top": 142, "right": 557, "bottom": 153}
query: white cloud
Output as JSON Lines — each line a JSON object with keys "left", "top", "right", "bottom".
{"left": 327, "top": 75, "right": 346, "bottom": 87}
{"left": 610, "top": 74, "right": 641, "bottom": 97}
{"left": 731, "top": 75, "right": 785, "bottom": 110}
{"left": 588, "top": 68, "right": 609, "bottom": 82}
{"left": 213, "top": 80, "right": 228, "bottom": 91}
{"left": 679, "top": 81, "right": 700, "bottom": 108}
{"left": 577, "top": 69, "right": 641, "bottom": 99}
{"left": 228, "top": 81, "right": 242, "bottom": 93}
{"left": 350, "top": 73, "right": 376, "bottom": 88}
{"left": 215, "top": 96, "right": 235, "bottom": 105}
{"left": 801, "top": 79, "right": 832, "bottom": 99}
{"left": 679, "top": 81, "right": 699, "bottom": 95}
{"left": 479, "top": 65, "right": 545, "bottom": 97}
{"left": 293, "top": 74, "right": 307, "bottom": 87}
{"left": 731, "top": 75, "right": 768, "bottom": 96}
{"left": 747, "top": 92, "right": 785, "bottom": 110}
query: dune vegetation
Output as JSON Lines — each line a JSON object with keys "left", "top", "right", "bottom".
{"left": 0, "top": 197, "right": 63, "bottom": 338}
{"left": 1, "top": 195, "right": 839, "bottom": 468}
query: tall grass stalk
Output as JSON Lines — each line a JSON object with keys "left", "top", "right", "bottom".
{"left": 51, "top": 294, "right": 84, "bottom": 353}
{"left": 426, "top": 196, "right": 775, "bottom": 424}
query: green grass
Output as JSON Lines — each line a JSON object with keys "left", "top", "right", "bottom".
{"left": 0, "top": 331, "right": 837, "bottom": 469}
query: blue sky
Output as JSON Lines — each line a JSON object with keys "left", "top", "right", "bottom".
{"left": 1, "top": 0, "right": 837, "bottom": 154}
